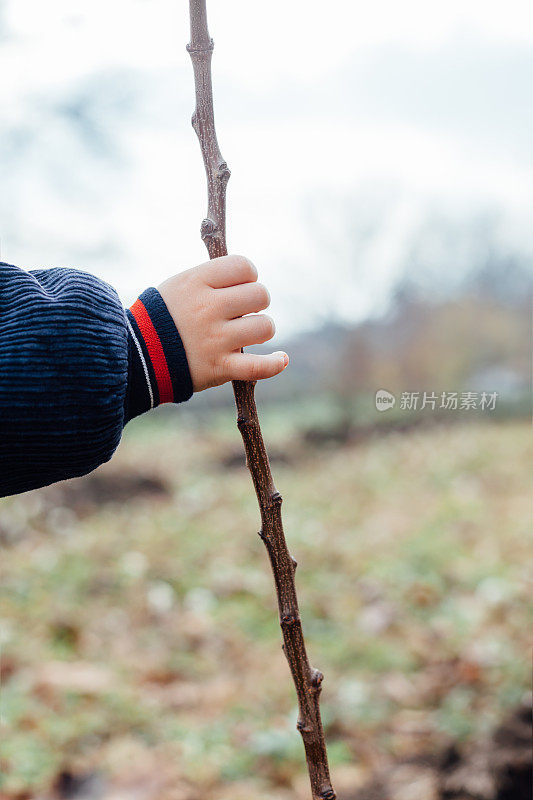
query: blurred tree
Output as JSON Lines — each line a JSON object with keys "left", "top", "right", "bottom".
{"left": 325, "top": 210, "right": 532, "bottom": 415}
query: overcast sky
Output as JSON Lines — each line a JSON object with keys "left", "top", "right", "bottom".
{"left": 1, "top": 0, "right": 532, "bottom": 335}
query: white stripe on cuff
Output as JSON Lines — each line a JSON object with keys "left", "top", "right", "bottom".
{"left": 126, "top": 316, "right": 154, "bottom": 410}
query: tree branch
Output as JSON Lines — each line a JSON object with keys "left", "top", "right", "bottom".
{"left": 186, "top": 3, "right": 336, "bottom": 798}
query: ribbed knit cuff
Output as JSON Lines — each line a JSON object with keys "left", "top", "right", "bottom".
{"left": 124, "top": 287, "right": 193, "bottom": 422}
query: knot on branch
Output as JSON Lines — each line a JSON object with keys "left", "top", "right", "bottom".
{"left": 217, "top": 161, "right": 231, "bottom": 186}
{"left": 320, "top": 790, "right": 337, "bottom": 800}
{"left": 236, "top": 415, "right": 252, "bottom": 430}
{"left": 258, "top": 528, "right": 270, "bottom": 544}
{"left": 310, "top": 668, "right": 324, "bottom": 688}
{"left": 191, "top": 111, "right": 199, "bottom": 134}
{"left": 296, "top": 718, "right": 313, "bottom": 733}
{"left": 200, "top": 217, "right": 219, "bottom": 242}
{"left": 291, "top": 556, "right": 298, "bottom": 571}
{"left": 186, "top": 38, "right": 214, "bottom": 55}
{"left": 280, "top": 612, "right": 298, "bottom": 628}
{"left": 270, "top": 491, "right": 282, "bottom": 507}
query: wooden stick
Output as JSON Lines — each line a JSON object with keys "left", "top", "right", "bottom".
{"left": 186, "top": 4, "right": 336, "bottom": 798}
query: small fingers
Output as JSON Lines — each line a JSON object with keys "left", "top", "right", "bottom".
{"left": 202, "top": 254, "right": 258, "bottom": 289}
{"left": 224, "top": 351, "right": 289, "bottom": 382}
{"left": 224, "top": 314, "right": 275, "bottom": 348}
{"left": 216, "top": 282, "right": 270, "bottom": 318}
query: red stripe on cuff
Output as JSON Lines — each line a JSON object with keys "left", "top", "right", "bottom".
{"left": 129, "top": 298, "right": 174, "bottom": 403}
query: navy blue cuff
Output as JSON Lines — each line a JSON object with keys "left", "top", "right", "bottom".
{"left": 124, "top": 287, "right": 193, "bottom": 422}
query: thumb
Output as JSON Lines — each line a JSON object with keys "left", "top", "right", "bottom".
{"left": 225, "top": 350, "right": 289, "bottom": 382}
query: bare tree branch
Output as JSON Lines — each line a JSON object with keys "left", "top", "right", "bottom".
{"left": 186, "top": 3, "right": 336, "bottom": 798}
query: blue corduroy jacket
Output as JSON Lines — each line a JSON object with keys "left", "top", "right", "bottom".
{"left": 0, "top": 262, "right": 193, "bottom": 497}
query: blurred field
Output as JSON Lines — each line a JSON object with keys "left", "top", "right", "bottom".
{"left": 1, "top": 413, "right": 532, "bottom": 799}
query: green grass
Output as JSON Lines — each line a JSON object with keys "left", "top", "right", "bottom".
{"left": 1, "top": 416, "right": 531, "bottom": 798}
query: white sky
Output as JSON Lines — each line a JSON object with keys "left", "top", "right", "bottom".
{"left": 1, "top": 0, "right": 532, "bottom": 335}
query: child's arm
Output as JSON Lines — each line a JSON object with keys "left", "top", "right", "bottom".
{"left": 0, "top": 255, "right": 286, "bottom": 497}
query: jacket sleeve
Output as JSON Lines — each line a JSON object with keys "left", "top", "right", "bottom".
{"left": 0, "top": 263, "right": 193, "bottom": 497}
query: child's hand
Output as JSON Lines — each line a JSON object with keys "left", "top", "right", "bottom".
{"left": 158, "top": 255, "right": 289, "bottom": 392}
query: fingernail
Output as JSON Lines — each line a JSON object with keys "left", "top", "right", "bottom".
{"left": 273, "top": 351, "right": 289, "bottom": 369}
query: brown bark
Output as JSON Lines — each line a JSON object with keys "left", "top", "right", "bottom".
{"left": 186, "top": 3, "right": 336, "bottom": 799}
